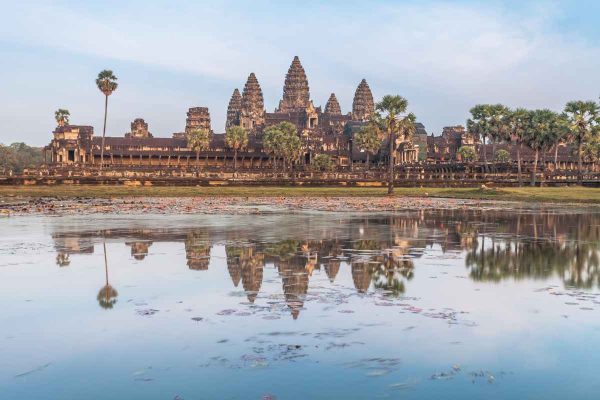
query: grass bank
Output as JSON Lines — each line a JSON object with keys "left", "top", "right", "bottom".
{"left": 0, "top": 185, "right": 599, "bottom": 204}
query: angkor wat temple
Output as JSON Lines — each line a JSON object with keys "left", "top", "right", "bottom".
{"left": 45, "top": 56, "right": 426, "bottom": 169}
{"left": 42, "top": 56, "right": 592, "bottom": 183}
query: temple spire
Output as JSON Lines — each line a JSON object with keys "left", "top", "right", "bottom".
{"left": 241, "top": 73, "right": 264, "bottom": 113}
{"left": 352, "top": 79, "right": 374, "bottom": 121}
{"left": 277, "top": 56, "right": 310, "bottom": 112}
{"left": 324, "top": 93, "right": 342, "bottom": 115}
{"left": 240, "top": 73, "right": 265, "bottom": 129}
{"left": 226, "top": 88, "right": 242, "bottom": 128}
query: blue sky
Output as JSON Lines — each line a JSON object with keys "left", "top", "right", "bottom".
{"left": 1, "top": 0, "right": 599, "bottom": 146}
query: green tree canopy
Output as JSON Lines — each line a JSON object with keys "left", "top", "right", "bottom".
{"left": 262, "top": 122, "right": 303, "bottom": 169}
{"left": 494, "top": 149, "right": 511, "bottom": 163}
{"left": 355, "top": 123, "right": 382, "bottom": 167}
{"left": 225, "top": 126, "right": 248, "bottom": 172}
{"left": 373, "top": 95, "right": 415, "bottom": 194}
{"left": 187, "top": 128, "right": 211, "bottom": 154}
{"left": 0, "top": 142, "right": 44, "bottom": 174}
{"left": 96, "top": 70, "right": 118, "bottom": 96}
{"left": 54, "top": 109, "right": 70, "bottom": 126}
{"left": 225, "top": 125, "right": 248, "bottom": 151}
{"left": 458, "top": 146, "right": 477, "bottom": 162}
{"left": 563, "top": 100, "right": 600, "bottom": 184}
{"left": 311, "top": 153, "right": 335, "bottom": 172}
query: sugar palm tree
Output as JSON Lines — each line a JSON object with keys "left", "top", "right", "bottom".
{"left": 505, "top": 108, "right": 532, "bottom": 186}
{"left": 525, "top": 109, "right": 558, "bottom": 186}
{"left": 54, "top": 109, "right": 70, "bottom": 127}
{"left": 582, "top": 137, "right": 600, "bottom": 170}
{"left": 263, "top": 122, "right": 301, "bottom": 175}
{"left": 374, "top": 95, "right": 414, "bottom": 195}
{"left": 262, "top": 125, "right": 283, "bottom": 169}
{"left": 225, "top": 125, "right": 248, "bottom": 175}
{"left": 467, "top": 105, "right": 490, "bottom": 168}
{"left": 95, "top": 70, "right": 118, "bottom": 169}
{"left": 354, "top": 123, "right": 382, "bottom": 169}
{"left": 563, "top": 101, "right": 600, "bottom": 184}
{"left": 487, "top": 104, "right": 510, "bottom": 165}
{"left": 186, "top": 128, "right": 211, "bottom": 175}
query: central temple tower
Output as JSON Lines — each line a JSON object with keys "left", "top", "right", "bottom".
{"left": 277, "top": 56, "right": 311, "bottom": 112}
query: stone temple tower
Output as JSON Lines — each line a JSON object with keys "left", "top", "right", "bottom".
{"left": 240, "top": 73, "right": 265, "bottom": 130}
{"left": 226, "top": 88, "right": 242, "bottom": 128}
{"left": 352, "top": 79, "right": 375, "bottom": 121}
{"left": 277, "top": 56, "right": 311, "bottom": 112}
{"left": 324, "top": 93, "right": 342, "bottom": 115}
{"left": 185, "top": 107, "right": 211, "bottom": 133}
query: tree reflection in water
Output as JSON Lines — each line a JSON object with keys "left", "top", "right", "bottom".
{"left": 97, "top": 240, "right": 118, "bottom": 310}
{"left": 48, "top": 210, "right": 600, "bottom": 316}
{"left": 466, "top": 213, "right": 600, "bottom": 288}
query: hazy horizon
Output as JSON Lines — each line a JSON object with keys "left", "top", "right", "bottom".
{"left": 1, "top": 0, "right": 599, "bottom": 146}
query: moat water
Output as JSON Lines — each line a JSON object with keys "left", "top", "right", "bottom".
{"left": 1, "top": 209, "right": 600, "bottom": 399}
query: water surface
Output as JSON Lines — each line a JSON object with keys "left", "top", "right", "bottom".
{"left": 1, "top": 209, "right": 600, "bottom": 399}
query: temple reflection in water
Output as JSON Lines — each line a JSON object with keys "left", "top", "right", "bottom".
{"left": 51, "top": 210, "right": 600, "bottom": 317}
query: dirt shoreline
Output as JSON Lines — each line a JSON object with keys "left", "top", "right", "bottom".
{"left": 0, "top": 195, "right": 595, "bottom": 216}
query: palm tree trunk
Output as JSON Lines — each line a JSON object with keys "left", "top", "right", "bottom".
{"left": 491, "top": 141, "right": 496, "bottom": 171}
{"left": 517, "top": 143, "right": 522, "bottom": 186}
{"left": 577, "top": 140, "right": 583, "bottom": 185}
{"left": 554, "top": 144, "right": 559, "bottom": 169}
{"left": 100, "top": 95, "right": 108, "bottom": 170}
{"left": 388, "top": 129, "right": 395, "bottom": 195}
{"left": 531, "top": 149, "right": 538, "bottom": 186}
{"left": 234, "top": 148, "right": 238, "bottom": 175}
{"left": 366, "top": 152, "right": 370, "bottom": 170}
{"left": 481, "top": 136, "right": 488, "bottom": 172}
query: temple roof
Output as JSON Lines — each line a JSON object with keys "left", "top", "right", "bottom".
{"left": 352, "top": 79, "right": 375, "bottom": 121}
{"left": 277, "top": 56, "right": 310, "bottom": 112}
{"left": 324, "top": 93, "right": 342, "bottom": 115}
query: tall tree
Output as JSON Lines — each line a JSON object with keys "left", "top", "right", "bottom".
{"left": 279, "top": 123, "right": 303, "bottom": 174}
{"left": 581, "top": 137, "right": 600, "bottom": 170}
{"left": 564, "top": 101, "right": 600, "bottom": 184}
{"left": 374, "top": 95, "right": 415, "bottom": 195}
{"left": 263, "top": 122, "right": 301, "bottom": 173}
{"left": 225, "top": 125, "right": 248, "bottom": 174}
{"left": 54, "top": 109, "right": 70, "bottom": 127}
{"left": 467, "top": 105, "right": 490, "bottom": 168}
{"left": 487, "top": 104, "right": 510, "bottom": 164}
{"left": 505, "top": 108, "right": 531, "bottom": 186}
{"left": 95, "top": 70, "right": 118, "bottom": 169}
{"left": 187, "top": 128, "right": 211, "bottom": 173}
{"left": 262, "top": 125, "right": 283, "bottom": 169}
{"left": 525, "top": 109, "right": 559, "bottom": 186}
{"left": 354, "top": 123, "right": 382, "bottom": 169}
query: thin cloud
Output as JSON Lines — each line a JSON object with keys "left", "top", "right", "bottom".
{"left": 1, "top": 1, "right": 599, "bottom": 145}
